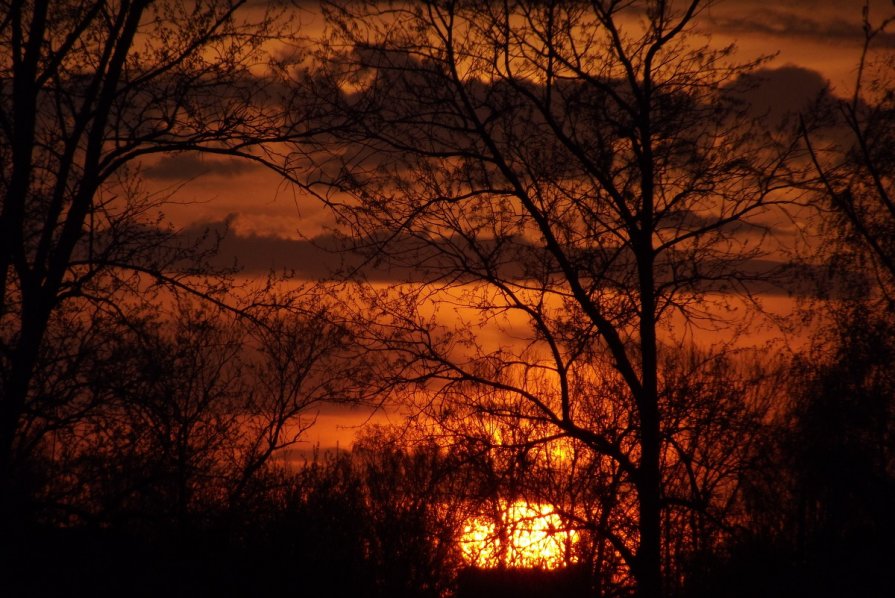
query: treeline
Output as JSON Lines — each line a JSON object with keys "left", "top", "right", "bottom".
{"left": 4, "top": 306, "right": 895, "bottom": 597}
{"left": 3, "top": 316, "right": 894, "bottom": 597}
{"left": 688, "top": 304, "right": 895, "bottom": 597}
{"left": 5, "top": 437, "right": 458, "bottom": 597}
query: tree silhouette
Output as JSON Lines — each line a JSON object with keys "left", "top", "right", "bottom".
{"left": 790, "top": 305, "right": 895, "bottom": 595}
{"left": 305, "top": 1, "right": 798, "bottom": 595}
{"left": 3, "top": 290, "right": 379, "bottom": 596}
{"left": 0, "top": 0, "right": 318, "bottom": 516}
{"left": 693, "top": 303, "right": 895, "bottom": 598}
{"left": 802, "top": 3, "right": 895, "bottom": 302}
{"left": 36, "top": 294, "right": 364, "bottom": 529}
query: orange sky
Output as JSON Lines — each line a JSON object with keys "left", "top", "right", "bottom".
{"left": 141, "top": 0, "right": 888, "bottom": 449}
{"left": 146, "top": 0, "right": 885, "bottom": 237}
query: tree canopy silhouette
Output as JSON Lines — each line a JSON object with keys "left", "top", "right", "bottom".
{"left": 303, "top": 1, "right": 799, "bottom": 595}
{"left": 0, "top": 0, "right": 325, "bottom": 514}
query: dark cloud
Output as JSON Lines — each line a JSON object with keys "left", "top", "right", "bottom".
{"left": 178, "top": 217, "right": 360, "bottom": 278}
{"left": 174, "top": 218, "right": 849, "bottom": 298}
{"left": 704, "top": 6, "right": 895, "bottom": 47}
{"left": 143, "top": 152, "right": 261, "bottom": 181}
{"left": 182, "top": 219, "right": 533, "bottom": 282}
{"left": 725, "top": 65, "right": 834, "bottom": 123}
{"left": 687, "top": 258, "right": 851, "bottom": 298}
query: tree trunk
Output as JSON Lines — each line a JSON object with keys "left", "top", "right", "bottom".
{"left": 0, "top": 299, "right": 50, "bottom": 520}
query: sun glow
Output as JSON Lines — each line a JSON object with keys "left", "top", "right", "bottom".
{"left": 460, "top": 501, "right": 579, "bottom": 570}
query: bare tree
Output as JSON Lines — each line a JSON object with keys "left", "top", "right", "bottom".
{"left": 304, "top": 1, "right": 796, "bottom": 595}
{"left": 39, "top": 288, "right": 369, "bottom": 532}
{"left": 801, "top": 2, "right": 895, "bottom": 302}
{"left": 0, "top": 0, "right": 323, "bottom": 508}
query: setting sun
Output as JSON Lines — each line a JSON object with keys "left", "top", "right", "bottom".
{"left": 460, "top": 501, "right": 579, "bottom": 570}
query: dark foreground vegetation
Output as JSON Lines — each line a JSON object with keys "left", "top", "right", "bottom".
{"left": 3, "top": 1, "right": 895, "bottom": 597}
{"left": 3, "top": 339, "right": 895, "bottom": 597}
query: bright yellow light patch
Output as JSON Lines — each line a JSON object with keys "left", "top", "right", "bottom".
{"left": 460, "top": 501, "right": 578, "bottom": 569}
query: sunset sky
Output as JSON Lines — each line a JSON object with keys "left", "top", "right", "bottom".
{"left": 138, "top": 0, "right": 889, "bottom": 450}
{"left": 5, "top": 2, "right": 895, "bottom": 596}
{"left": 147, "top": 0, "right": 883, "bottom": 243}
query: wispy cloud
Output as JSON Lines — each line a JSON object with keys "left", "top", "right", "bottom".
{"left": 704, "top": 3, "right": 895, "bottom": 47}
